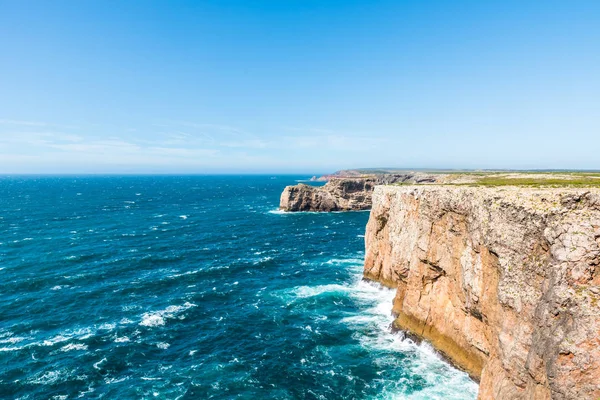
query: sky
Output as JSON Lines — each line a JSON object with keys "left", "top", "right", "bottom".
{"left": 0, "top": 0, "right": 599, "bottom": 174}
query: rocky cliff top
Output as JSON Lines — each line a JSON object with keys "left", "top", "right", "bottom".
{"left": 280, "top": 171, "right": 600, "bottom": 212}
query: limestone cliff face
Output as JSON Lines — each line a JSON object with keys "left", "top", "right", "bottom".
{"left": 279, "top": 178, "right": 375, "bottom": 211}
{"left": 279, "top": 174, "right": 437, "bottom": 212}
{"left": 364, "top": 185, "right": 600, "bottom": 400}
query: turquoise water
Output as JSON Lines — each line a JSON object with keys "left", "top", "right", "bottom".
{"left": 0, "top": 176, "right": 477, "bottom": 399}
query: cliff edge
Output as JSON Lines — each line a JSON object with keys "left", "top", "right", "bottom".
{"left": 364, "top": 185, "right": 600, "bottom": 399}
{"left": 279, "top": 173, "right": 437, "bottom": 212}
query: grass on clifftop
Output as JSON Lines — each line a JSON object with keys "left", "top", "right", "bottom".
{"left": 470, "top": 177, "right": 600, "bottom": 187}
{"left": 391, "top": 173, "right": 600, "bottom": 188}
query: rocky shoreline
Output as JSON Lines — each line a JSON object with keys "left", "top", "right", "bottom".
{"left": 364, "top": 185, "right": 600, "bottom": 399}
{"left": 279, "top": 173, "right": 437, "bottom": 211}
{"left": 279, "top": 171, "right": 600, "bottom": 398}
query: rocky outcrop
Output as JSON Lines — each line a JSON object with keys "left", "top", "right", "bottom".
{"left": 279, "top": 174, "right": 438, "bottom": 212}
{"left": 279, "top": 178, "right": 374, "bottom": 212}
{"left": 364, "top": 185, "right": 600, "bottom": 399}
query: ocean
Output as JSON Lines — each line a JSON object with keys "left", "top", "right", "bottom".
{"left": 0, "top": 176, "right": 477, "bottom": 399}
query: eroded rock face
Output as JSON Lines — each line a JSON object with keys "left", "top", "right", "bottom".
{"left": 364, "top": 186, "right": 600, "bottom": 400}
{"left": 279, "top": 174, "right": 437, "bottom": 212}
{"left": 279, "top": 178, "right": 374, "bottom": 211}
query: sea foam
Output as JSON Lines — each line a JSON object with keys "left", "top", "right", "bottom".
{"left": 139, "top": 302, "right": 197, "bottom": 327}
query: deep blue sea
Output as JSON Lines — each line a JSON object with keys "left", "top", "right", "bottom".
{"left": 0, "top": 176, "right": 477, "bottom": 399}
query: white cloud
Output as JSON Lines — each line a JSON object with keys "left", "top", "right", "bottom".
{"left": 0, "top": 119, "right": 79, "bottom": 129}
{"left": 0, "top": 119, "right": 49, "bottom": 127}
{"left": 0, "top": 118, "right": 395, "bottom": 172}
{"left": 0, "top": 132, "right": 85, "bottom": 146}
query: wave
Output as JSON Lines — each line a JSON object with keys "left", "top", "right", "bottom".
{"left": 29, "top": 369, "right": 78, "bottom": 385}
{"left": 42, "top": 335, "right": 71, "bottom": 347}
{"left": 2, "top": 323, "right": 115, "bottom": 353}
{"left": 341, "top": 279, "right": 478, "bottom": 399}
{"left": 252, "top": 256, "right": 273, "bottom": 265}
{"left": 325, "top": 257, "right": 364, "bottom": 265}
{"left": 285, "top": 267, "right": 477, "bottom": 399}
{"left": 60, "top": 343, "right": 88, "bottom": 352}
{"left": 139, "top": 302, "right": 197, "bottom": 328}
{"left": 0, "top": 336, "right": 26, "bottom": 344}
{"left": 292, "top": 284, "right": 352, "bottom": 298}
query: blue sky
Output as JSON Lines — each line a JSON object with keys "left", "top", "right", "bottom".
{"left": 1, "top": 0, "right": 599, "bottom": 173}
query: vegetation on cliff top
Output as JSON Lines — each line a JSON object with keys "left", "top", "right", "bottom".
{"left": 389, "top": 172, "right": 600, "bottom": 188}
{"left": 467, "top": 175, "right": 600, "bottom": 187}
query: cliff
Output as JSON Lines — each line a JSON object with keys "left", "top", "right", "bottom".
{"left": 279, "top": 173, "right": 437, "bottom": 212}
{"left": 279, "top": 178, "right": 375, "bottom": 211}
{"left": 364, "top": 185, "right": 600, "bottom": 399}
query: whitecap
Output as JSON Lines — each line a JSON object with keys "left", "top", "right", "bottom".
{"left": 156, "top": 342, "right": 170, "bottom": 349}
{"left": 253, "top": 256, "right": 273, "bottom": 265}
{"left": 336, "top": 275, "right": 478, "bottom": 399}
{"left": 42, "top": 335, "right": 70, "bottom": 346}
{"left": 104, "top": 376, "right": 129, "bottom": 384}
{"left": 325, "top": 257, "right": 364, "bottom": 265}
{"left": 93, "top": 357, "right": 107, "bottom": 370}
{"left": 29, "top": 369, "right": 71, "bottom": 385}
{"left": 77, "top": 386, "right": 96, "bottom": 397}
{"left": 0, "top": 336, "right": 25, "bottom": 344}
{"left": 139, "top": 302, "right": 197, "bottom": 328}
{"left": 114, "top": 336, "right": 130, "bottom": 343}
{"left": 139, "top": 314, "right": 165, "bottom": 327}
{"left": 60, "top": 343, "right": 88, "bottom": 352}
{"left": 72, "top": 327, "right": 94, "bottom": 340}
{"left": 167, "top": 269, "right": 201, "bottom": 279}
{"left": 0, "top": 346, "right": 24, "bottom": 352}
{"left": 292, "top": 284, "right": 351, "bottom": 298}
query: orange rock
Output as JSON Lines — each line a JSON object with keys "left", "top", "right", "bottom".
{"left": 364, "top": 185, "right": 600, "bottom": 399}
